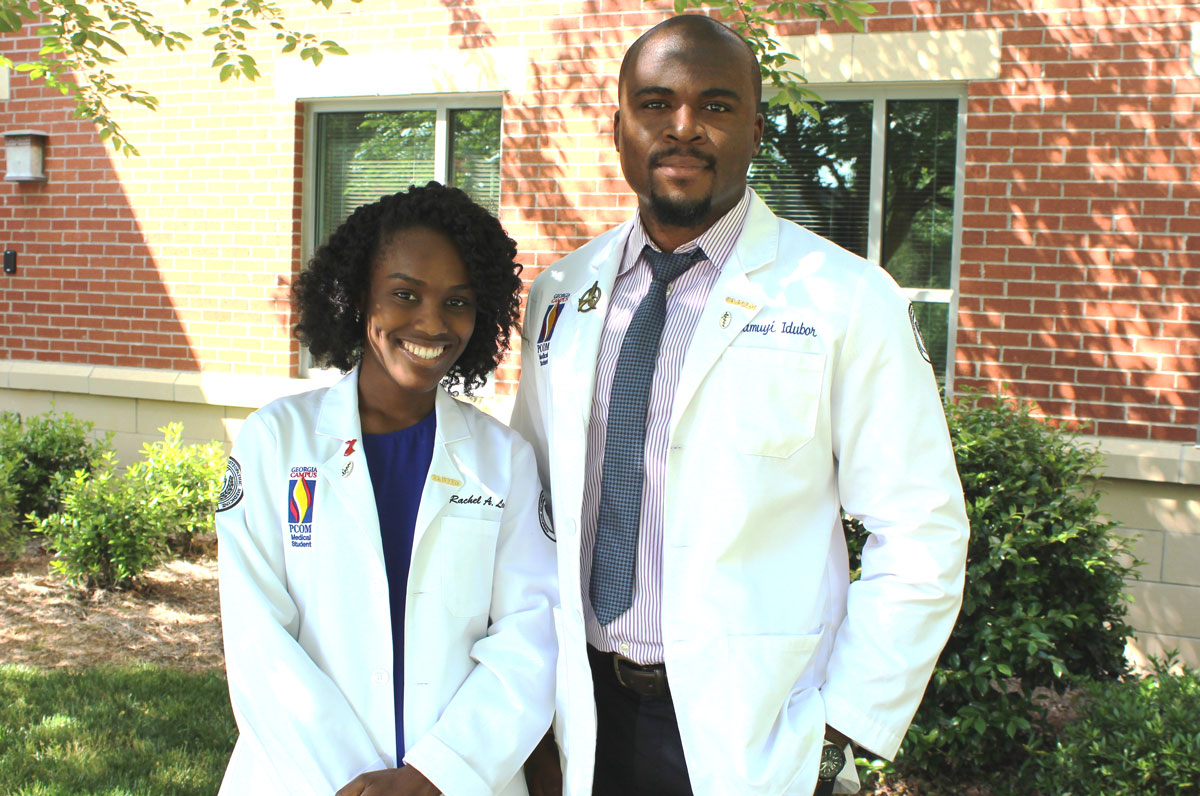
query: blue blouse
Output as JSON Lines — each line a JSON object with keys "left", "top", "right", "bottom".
{"left": 361, "top": 410, "right": 436, "bottom": 761}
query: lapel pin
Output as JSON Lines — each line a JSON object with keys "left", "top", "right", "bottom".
{"left": 341, "top": 461, "right": 354, "bottom": 478}
{"left": 719, "top": 311, "right": 732, "bottom": 329}
{"left": 577, "top": 281, "right": 602, "bottom": 313}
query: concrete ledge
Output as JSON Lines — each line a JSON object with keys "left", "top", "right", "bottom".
{"left": 1093, "top": 435, "right": 1200, "bottom": 486}
{"left": 781, "top": 29, "right": 1002, "bottom": 84}
{"left": 0, "top": 359, "right": 337, "bottom": 411}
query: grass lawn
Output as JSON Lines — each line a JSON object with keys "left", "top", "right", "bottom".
{"left": 0, "top": 664, "right": 235, "bottom": 796}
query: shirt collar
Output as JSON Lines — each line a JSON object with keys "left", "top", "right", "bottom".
{"left": 621, "top": 187, "right": 752, "bottom": 276}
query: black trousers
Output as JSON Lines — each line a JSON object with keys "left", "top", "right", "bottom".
{"left": 588, "top": 645, "right": 694, "bottom": 796}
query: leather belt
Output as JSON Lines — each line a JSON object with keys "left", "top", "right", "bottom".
{"left": 589, "top": 645, "right": 670, "bottom": 698}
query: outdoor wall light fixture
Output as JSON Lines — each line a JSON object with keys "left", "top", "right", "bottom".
{"left": 4, "top": 130, "right": 49, "bottom": 182}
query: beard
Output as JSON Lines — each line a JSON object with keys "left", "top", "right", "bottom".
{"left": 647, "top": 190, "right": 712, "bottom": 228}
{"left": 644, "top": 146, "right": 717, "bottom": 227}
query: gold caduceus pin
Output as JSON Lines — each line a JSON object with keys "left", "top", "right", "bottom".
{"left": 577, "top": 281, "right": 602, "bottom": 313}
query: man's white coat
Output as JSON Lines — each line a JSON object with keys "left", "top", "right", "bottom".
{"left": 511, "top": 193, "right": 970, "bottom": 796}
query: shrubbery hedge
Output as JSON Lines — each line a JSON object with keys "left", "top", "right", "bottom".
{"left": 848, "top": 392, "right": 1137, "bottom": 789}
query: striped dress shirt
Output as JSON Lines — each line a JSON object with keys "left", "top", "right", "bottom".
{"left": 581, "top": 189, "right": 752, "bottom": 665}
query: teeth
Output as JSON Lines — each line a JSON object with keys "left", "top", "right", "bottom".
{"left": 401, "top": 341, "right": 446, "bottom": 360}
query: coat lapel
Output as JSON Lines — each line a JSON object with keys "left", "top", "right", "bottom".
{"left": 410, "top": 388, "right": 470, "bottom": 555}
{"left": 548, "top": 222, "right": 632, "bottom": 431}
{"left": 314, "top": 369, "right": 385, "bottom": 564}
{"left": 670, "top": 194, "right": 779, "bottom": 434}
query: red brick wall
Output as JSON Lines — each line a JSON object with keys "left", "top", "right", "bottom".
{"left": 2, "top": 0, "right": 1198, "bottom": 437}
{"left": 0, "top": 30, "right": 201, "bottom": 370}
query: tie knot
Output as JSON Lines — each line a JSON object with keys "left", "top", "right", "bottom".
{"left": 642, "top": 245, "right": 706, "bottom": 287}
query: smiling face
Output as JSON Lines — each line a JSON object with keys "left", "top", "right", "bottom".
{"left": 357, "top": 226, "right": 476, "bottom": 427}
{"left": 614, "top": 21, "right": 764, "bottom": 245}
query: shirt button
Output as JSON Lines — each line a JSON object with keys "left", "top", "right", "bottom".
{"left": 619, "top": 642, "right": 630, "bottom": 654}
{"left": 371, "top": 669, "right": 388, "bottom": 685}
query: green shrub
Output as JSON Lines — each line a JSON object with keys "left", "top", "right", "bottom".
{"left": 38, "top": 451, "right": 169, "bottom": 589}
{"left": 0, "top": 408, "right": 111, "bottom": 526}
{"left": 1029, "top": 657, "right": 1200, "bottom": 795}
{"left": 37, "top": 424, "right": 226, "bottom": 589}
{"left": 0, "top": 456, "right": 21, "bottom": 560}
{"left": 126, "top": 423, "right": 225, "bottom": 554}
{"left": 848, "top": 392, "right": 1136, "bottom": 788}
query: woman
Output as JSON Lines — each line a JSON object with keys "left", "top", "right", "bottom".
{"left": 216, "top": 183, "right": 557, "bottom": 796}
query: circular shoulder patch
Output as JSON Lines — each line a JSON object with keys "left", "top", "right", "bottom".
{"left": 538, "top": 491, "right": 555, "bottom": 542}
{"left": 909, "top": 303, "right": 932, "bottom": 365}
{"left": 217, "top": 457, "right": 244, "bottom": 512}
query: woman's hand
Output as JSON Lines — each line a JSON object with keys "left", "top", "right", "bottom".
{"left": 522, "top": 731, "right": 563, "bottom": 796}
{"left": 336, "top": 765, "right": 440, "bottom": 796}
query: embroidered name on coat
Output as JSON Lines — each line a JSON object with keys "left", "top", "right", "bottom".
{"left": 741, "top": 319, "right": 818, "bottom": 338}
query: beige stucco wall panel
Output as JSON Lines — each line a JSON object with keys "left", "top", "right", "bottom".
{"left": 112, "top": 431, "right": 167, "bottom": 467}
{"left": 1162, "top": 532, "right": 1200, "bottom": 587}
{"left": 1128, "top": 632, "right": 1200, "bottom": 670}
{"left": 0, "top": 67, "right": 9, "bottom": 101}
{"left": 1099, "top": 478, "right": 1200, "bottom": 535}
{"left": 1126, "top": 581, "right": 1200, "bottom": 639}
{"left": 46, "top": 393, "right": 138, "bottom": 435}
{"left": 1114, "top": 527, "right": 1164, "bottom": 581}
{"left": 783, "top": 29, "right": 1001, "bottom": 85}
{"left": 0, "top": 387, "right": 56, "bottom": 418}
{"left": 136, "top": 398, "right": 230, "bottom": 441}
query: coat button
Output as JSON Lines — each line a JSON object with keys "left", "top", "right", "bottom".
{"left": 371, "top": 669, "right": 388, "bottom": 685}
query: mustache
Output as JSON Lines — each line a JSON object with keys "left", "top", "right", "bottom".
{"left": 649, "top": 147, "right": 716, "bottom": 169}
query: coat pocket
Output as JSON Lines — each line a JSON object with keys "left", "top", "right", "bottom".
{"left": 439, "top": 517, "right": 502, "bottom": 617}
{"left": 714, "top": 347, "right": 826, "bottom": 458}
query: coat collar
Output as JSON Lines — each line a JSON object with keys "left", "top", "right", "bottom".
{"left": 670, "top": 192, "right": 778, "bottom": 433}
{"left": 312, "top": 367, "right": 472, "bottom": 565}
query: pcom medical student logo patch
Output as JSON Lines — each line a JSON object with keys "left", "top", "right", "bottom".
{"left": 287, "top": 466, "right": 317, "bottom": 547}
{"left": 909, "top": 303, "right": 932, "bottom": 364}
{"left": 216, "top": 457, "right": 243, "bottom": 512}
{"left": 537, "top": 293, "right": 571, "bottom": 366}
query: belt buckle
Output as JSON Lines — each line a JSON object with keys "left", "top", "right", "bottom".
{"left": 611, "top": 652, "right": 632, "bottom": 689}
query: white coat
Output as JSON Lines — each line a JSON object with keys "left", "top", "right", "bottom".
{"left": 217, "top": 368, "right": 557, "bottom": 796}
{"left": 510, "top": 191, "right": 970, "bottom": 796}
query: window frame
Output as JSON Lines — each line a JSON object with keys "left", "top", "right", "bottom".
{"left": 299, "top": 92, "right": 503, "bottom": 377}
{"left": 761, "top": 82, "right": 967, "bottom": 392}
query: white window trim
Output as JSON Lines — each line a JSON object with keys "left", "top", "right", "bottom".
{"left": 299, "top": 93, "right": 504, "bottom": 379}
{"left": 763, "top": 83, "right": 966, "bottom": 391}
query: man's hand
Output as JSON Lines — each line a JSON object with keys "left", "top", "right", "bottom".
{"left": 336, "top": 765, "right": 440, "bottom": 796}
{"left": 523, "top": 731, "right": 563, "bottom": 796}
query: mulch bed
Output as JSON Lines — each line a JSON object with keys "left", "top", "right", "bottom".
{"left": 0, "top": 542, "right": 223, "bottom": 671}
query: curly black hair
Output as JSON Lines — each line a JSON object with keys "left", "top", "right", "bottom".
{"left": 293, "top": 182, "right": 523, "bottom": 395}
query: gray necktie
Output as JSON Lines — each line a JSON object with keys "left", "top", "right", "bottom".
{"left": 590, "top": 244, "right": 706, "bottom": 626}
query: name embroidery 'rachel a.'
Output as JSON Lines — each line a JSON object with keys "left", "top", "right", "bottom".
{"left": 449, "top": 494, "right": 506, "bottom": 508}
{"left": 287, "top": 466, "right": 317, "bottom": 548}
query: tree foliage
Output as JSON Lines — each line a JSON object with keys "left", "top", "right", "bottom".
{"left": 0, "top": 0, "right": 358, "bottom": 155}
{"left": 676, "top": 0, "right": 877, "bottom": 117}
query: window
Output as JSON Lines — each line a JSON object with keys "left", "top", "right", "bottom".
{"left": 309, "top": 98, "right": 501, "bottom": 250}
{"left": 749, "top": 88, "right": 964, "bottom": 387}
{"left": 302, "top": 95, "right": 502, "bottom": 375}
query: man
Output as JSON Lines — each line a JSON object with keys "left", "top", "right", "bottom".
{"left": 511, "top": 15, "right": 969, "bottom": 796}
